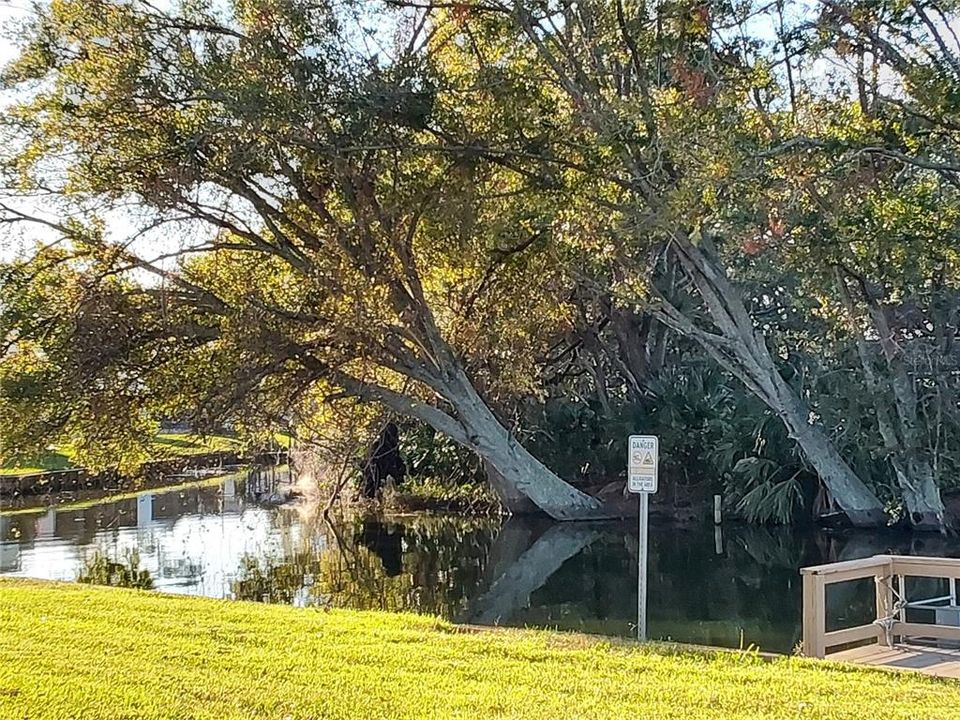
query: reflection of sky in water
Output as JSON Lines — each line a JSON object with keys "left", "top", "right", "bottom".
{"left": 0, "top": 474, "right": 320, "bottom": 602}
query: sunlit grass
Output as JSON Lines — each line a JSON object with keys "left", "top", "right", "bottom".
{"left": 0, "top": 449, "right": 75, "bottom": 476}
{"left": 148, "top": 432, "right": 244, "bottom": 458}
{"left": 0, "top": 433, "right": 244, "bottom": 476}
{"left": 1, "top": 580, "right": 958, "bottom": 719}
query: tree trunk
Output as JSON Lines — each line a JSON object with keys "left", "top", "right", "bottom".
{"left": 331, "top": 360, "right": 610, "bottom": 520}
{"left": 446, "top": 369, "right": 609, "bottom": 520}
{"left": 772, "top": 379, "right": 888, "bottom": 527}
{"left": 836, "top": 272, "right": 947, "bottom": 531}
{"left": 867, "top": 300, "right": 947, "bottom": 529}
{"left": 607, "top": 303, "right": 652, "bottom": 398}
{"left": 649, "top": 234, "right": 887, "bottom": 527}
{"left": 897, "top": 458, "right": 944, "bottom": 529}
{"left": 482, "top": 460, "right": 539, "bottom": 514}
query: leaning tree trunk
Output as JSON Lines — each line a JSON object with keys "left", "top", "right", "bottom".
{"left": 771, "top": 377, "right": 889, "bottom": 527}
{"left": 482, "top": 460, "right": 539, "bottom": 514}
{"left": 331, "top": 354, "right": 611, "bottom": 520}
{"left": 837, "top": 274, "right": 946, "bottom": 530}
{"left": 650, "top": 234, "right": 888, "bottom": 528}
{"left": 444, "top": 368, "right": 609, "bottom": 520}
{"left": 867, "top": 300, "right": 947, "bottom": 529}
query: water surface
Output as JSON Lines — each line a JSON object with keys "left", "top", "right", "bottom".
{"left": 3, "top": 472, "right": 958, "bottom": 653}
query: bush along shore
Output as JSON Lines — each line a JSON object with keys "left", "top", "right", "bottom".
{"left": 1, "top": 579, "right": 959, "bottom": 720}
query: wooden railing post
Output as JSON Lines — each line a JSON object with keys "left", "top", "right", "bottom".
{"left": 874, "top": 559, "right": 895, "bottom": 647}
{"left": 801, "top": 555, "right": 960, "bottom": 658}
{"left": 802, "top": 571, "right": 826, "bottom": 658}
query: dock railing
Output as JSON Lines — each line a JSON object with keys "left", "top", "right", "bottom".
{"left": 801, "top": 554, "right": 960, "bottom": 658}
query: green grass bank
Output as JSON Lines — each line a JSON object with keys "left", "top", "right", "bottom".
{"left": 0, "top": 433, "right": 245, "bottom": 477}
{"left": 1, "top": 581, "right": 958, "bottom": 719}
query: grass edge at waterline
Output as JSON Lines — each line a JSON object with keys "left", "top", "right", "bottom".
{"left": 1, "top": 579, "right": 958, "bottom": 719}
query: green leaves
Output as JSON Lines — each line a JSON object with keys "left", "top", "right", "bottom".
{"left": 2, "top": 0, "right": 960, "bottom": 519}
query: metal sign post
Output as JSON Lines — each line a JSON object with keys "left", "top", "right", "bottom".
{"left": 627, "top": 435, "right": 658, "bottom": 642}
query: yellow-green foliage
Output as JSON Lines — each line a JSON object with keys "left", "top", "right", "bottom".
{"left": 0, "top": 580, "right": 958, "bottom": 719}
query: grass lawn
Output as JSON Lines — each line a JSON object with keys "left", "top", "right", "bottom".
{"left": 1, "top": 580, "right": 958, "bottom": 720}
{"left": 148, "top": 432, "right": 245, "bottom": 459}
{"left": 0, "top": 433, "right": 245, "bottom": 477}
{"left": 0, "top": 448, "right": 75, "bottom": 476}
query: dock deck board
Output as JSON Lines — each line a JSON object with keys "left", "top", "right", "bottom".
{"left": 831, "top": 643, "right": 960, "bottom": 679}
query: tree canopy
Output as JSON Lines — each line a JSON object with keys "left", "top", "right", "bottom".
{"left": 3, "top": 0, "right": 960, "bottom": 528}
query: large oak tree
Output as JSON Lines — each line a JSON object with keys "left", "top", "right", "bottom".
{"left": 0, "top": 0, "right": 608, "bottom": 519}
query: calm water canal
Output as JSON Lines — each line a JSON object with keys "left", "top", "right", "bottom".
{"left": 3, "top": 471, "right": 960, "bottom": 654}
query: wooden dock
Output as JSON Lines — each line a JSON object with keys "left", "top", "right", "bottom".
{"left": 831, "top": 642, "right": 960, "bottom": 679}
{"left": 801, "top": 555, "right": 960, "bottom": 680}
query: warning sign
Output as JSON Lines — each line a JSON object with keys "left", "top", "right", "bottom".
{"left": 627, "top": 435, "right": 659, "bottom": 494}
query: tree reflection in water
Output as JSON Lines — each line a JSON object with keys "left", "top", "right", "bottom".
{"left": 217, "top": 507, "right": 960, "bottom": 654}
{"left": 228, "top": 515, "right": 821, "bottom": 651}
{"left": 231, "top": 514, "right": 499, "bottom": 617}
{"left": 9, "top": 474, "right": 950, "bottom": 654}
